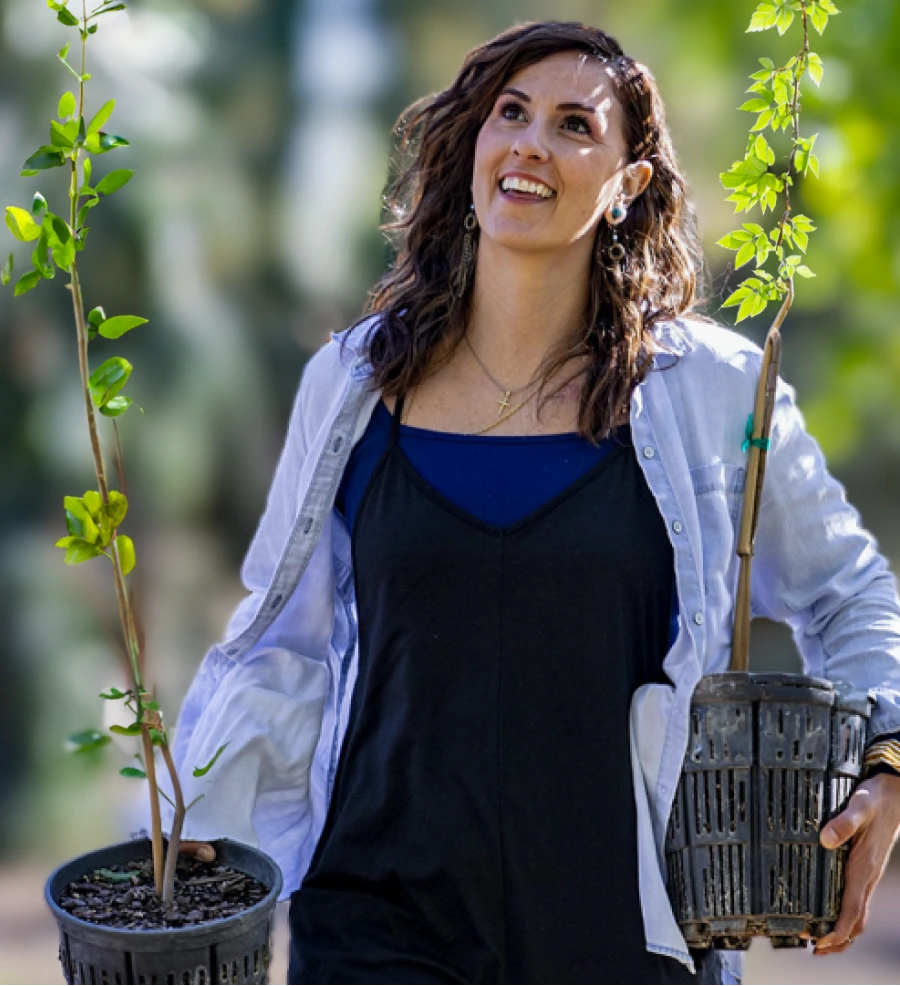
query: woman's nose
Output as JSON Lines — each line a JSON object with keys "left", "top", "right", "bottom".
{"left": 511, "top": 123, "right": 549, "bottom": 161}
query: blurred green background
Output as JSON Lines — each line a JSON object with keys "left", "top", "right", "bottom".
{"left": 1, "top": 0, "right": 899, "bottom": 982}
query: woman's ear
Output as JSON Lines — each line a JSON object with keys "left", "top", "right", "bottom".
{"left": 624, "top": 160, "right": 654, "bottom": 203}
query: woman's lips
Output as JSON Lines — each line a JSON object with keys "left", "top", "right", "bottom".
{"left": 498, "top": 187, "right": 554, "bottom": 204}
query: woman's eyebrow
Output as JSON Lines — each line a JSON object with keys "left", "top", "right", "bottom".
{"left": 499, "top": 87, "right": 597, "bottom": 114}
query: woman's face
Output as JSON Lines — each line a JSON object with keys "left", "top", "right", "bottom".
{"left": 471, "top": 51, "right": 648, "bottom": 259}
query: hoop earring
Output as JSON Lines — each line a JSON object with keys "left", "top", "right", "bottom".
{"left": 451, "top": 203, "right": 478, "bottom": 301}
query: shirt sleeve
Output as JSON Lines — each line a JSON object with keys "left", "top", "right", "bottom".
{"left": 749, "top": 376, "right": 900, "bottom": 740}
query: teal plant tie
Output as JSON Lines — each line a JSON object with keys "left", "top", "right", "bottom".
{"left": 742, "top": 413, "right": 771, "bottom": 454}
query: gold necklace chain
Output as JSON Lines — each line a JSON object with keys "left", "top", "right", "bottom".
{"left": 401, "top": 366, "right": 586, "bottom": 437}
{"left": 462, "top": 333, "right": 538, "bottom": 416}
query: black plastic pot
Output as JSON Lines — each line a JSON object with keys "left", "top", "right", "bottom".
{"left": 46, "top": 838, "right": 282, "bottom": 985}
{"left": 665, "top": 672, "right": 872, "bottom": 950}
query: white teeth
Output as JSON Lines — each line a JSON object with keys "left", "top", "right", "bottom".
{"left": 501, "top": 176, "right": 553, "bottom": 198}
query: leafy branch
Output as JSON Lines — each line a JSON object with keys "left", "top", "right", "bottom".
{"left": 718, "top": 0, "right": 839, "bottom": 322}
{"left": 4, "top": 0, "right": 217, "bottom": 904}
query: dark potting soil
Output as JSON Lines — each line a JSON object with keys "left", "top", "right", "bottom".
{"left": 57, "top": 856, "right": 270, "bottom": 930}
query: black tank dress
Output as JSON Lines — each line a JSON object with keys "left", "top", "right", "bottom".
{"left": 289, "top": 395, "right": 719, "bottom": 984}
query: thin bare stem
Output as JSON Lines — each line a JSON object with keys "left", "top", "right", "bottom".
{"left": 160, "top": 741, "right": 186, "bottom": 904}
{"left": 141, "top": 726, "right": 165, "bottom": 895}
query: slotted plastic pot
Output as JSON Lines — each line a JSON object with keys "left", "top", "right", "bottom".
{"left": 46, "top": 838, "right": 282, "bottom": 985}
{"left": 665, "top": 672, "right": 872, "bottom": 950}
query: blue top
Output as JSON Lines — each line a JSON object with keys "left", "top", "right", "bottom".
{"left": 335, "top": 399, "right": 680, "bottom": 646}
{"left": 336, "top": 398, "right": 622, "bottom": 531}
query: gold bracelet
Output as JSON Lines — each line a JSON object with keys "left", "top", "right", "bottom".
{"left": 863, "top": 738, "right": 900, "bottom": 776}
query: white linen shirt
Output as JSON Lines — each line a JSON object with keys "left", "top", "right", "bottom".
{"left": 165, "top": 315, "right": 900, "bottom": 981}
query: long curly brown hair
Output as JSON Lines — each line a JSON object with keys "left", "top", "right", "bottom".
{"left": 360, "top": 20, "right": 708, "bottom": 440}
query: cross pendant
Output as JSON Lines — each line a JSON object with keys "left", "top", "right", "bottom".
{"left": 497, "top": 391, "right": 512, "bottom": 415}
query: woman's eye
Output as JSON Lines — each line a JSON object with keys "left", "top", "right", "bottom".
{"left": 563, "top": 115, "right": 591, "bottom": 135}
{"left": 498, "top": 101, "right": 525, "bottom": 121}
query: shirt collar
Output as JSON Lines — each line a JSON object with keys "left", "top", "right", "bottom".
{"left": 331, "top": 315, "right": 694, "bottom": 372}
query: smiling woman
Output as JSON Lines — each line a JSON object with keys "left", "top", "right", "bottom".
{"left": 364, "top": 23, "right": 701, "bottom": 441}
{"left": 165, "top": 18, "right": 900, "bottom": 986}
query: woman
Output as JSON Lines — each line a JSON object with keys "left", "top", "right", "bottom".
{"left": 169, "top": 21, "right": 900, "bottom": 985}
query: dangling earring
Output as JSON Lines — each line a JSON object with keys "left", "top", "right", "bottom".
{"left": 608, "top": 200, "right": 627, "bottom": 264}
{"left": 451, "top": 203, "right": 478, "bottom": 301}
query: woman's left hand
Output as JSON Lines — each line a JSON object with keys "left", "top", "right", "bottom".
{"left": 813, "top": 771, "right": 900, "bottom": 955}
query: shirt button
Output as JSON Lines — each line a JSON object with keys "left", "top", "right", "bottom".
{"left": 693, "top": 612, "right": 705, "bottom": 626}
{"left": 642, "top": 445, "right": 656, "bottom": 459}
{"left": 672, "top": 520, "right": 683, "bottom": 534}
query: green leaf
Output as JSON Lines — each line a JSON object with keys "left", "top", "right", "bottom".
{"left": 193, "top": 743, "right": 229, "bottom": 778}
{"left": 14, "top": 270, "right": 42, "bottom": 297}
{"left": 1, "top": 253, "right": 12, "bottom": 287}
{"left": 776, "top": 5, "right": 795, "bottom": 34}
{"left": 748, "top": 3, "right": 777, "bottom": 31}
{"left": 96, "top": 868, "right": 140, "bottom": 883}
{"left": 21, "top": 145, "right": 67, "bottom": 175}
{"left": 32, "top": 192, "right": 48, "bottom": 218}
{"left": 722, "top": 287, "right": 751, "bottom": 309}
{"left": 5, "top": 207, "right": 41, "bottom": 242}
{"left": 120, "top": 766, "right": 147, "bottom": 779}
{"left": 735, "top": 241, "right": 756, "bottom": 268}
{"left": 751, "top": 109, "right": 774, "bottom": 132}
{"left": 100, "top": 687, "right": 126, "bottom": 699}
{"left": 758, "top": 56, "right": 775, "bottom": 69}
{"left": 792, "top": 214, "right": 817, "bottom": 231}
{"left": 101, "top": 489, "right": 128, "bottom": 529}
{"left": 52, "top": 239, "right": 76, "bottom": 272}
{"left": 792, "top": 229, "right": 809, "bottom": 252}
{"left": 807, "top": 52, "right": 824, "bottom": 86}
{"left": 109, "top": 722, "right": 143, "bottom": 736}
{"left": 32, "top": 232, "right": 53, "bottom": 279}
{"left": 59, "top": 41, "right": 71, "bottom": 59}
{"left": 810, "top": 4, "right": 828, "bottom": 33}
{"left": 50, "top": 215, "right": 72, "bottom": 246}
{"left": 58, "top": 91, "right": 76, "bottom": 119}
{"left": 84, "top": 132, "right": 129, "bottom": 155}
{"left": 68, "top": 730, "right": 111, "bottom": 753}
{"left": 99, "top": 314, "right": 147, "bottom": 338}
{"left": 91, "top": 2, "right": 127, "bottom": 17}
{"left": 739, "top": 97, "right": 772, "bottom": 112}
{"left": 89, "top": 356, "right": 132, "bottom": 406}
{"left": 83, "top": 489, "right": 103, "bottom": 516}
{"left": 49, "top": 119, "right": 76, "bottom": 149}
{"left": 87, "top": 100, "right": 115, "bottom": 137}
{"left": 88, "top": 306, "right": 107, "bottom": 329}
{"left": 794, "top": 265, "right": 815, "bottom": 278}
{"left": 117, "top": 534, "right": 136, "bottom": 575}
{"left": 83, "top": 157, "right": 92, "bottom": 185}
{"left": 716, "top": 230, "right": 753, "bottom": 249}
{"left": 76, "top": 196, "right": 100, "bottom": 230}
{"left": 60, "top": 537, "right": 105, "bottom": 564}
{"left": 57, "top": 6, "right": 80, "bottom": 26}
{"left": 95, "top": 168, "right": 134, "bottom": 196}
{"left": 64, "top": 496, "right": 100, "bottom": 542}
{"left": 808, "top": 154, "right": 820, "bottom": 178}
{"left": 99, "top": 395, "right": 133, "bottom": 417}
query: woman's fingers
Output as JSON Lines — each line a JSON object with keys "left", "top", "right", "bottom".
{"left": 178, "top": 840, "right": 217, "bottom": 861}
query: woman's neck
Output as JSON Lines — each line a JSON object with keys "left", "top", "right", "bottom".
{"left": 465, "top": 238, "right": 590, "bottom": 382}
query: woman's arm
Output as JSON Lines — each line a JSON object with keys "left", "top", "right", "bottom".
{"left": 750, "top": 376, "right": 900, "bottom": 952}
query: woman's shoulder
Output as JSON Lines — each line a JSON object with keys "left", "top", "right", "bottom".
{"left": 655, "top": 313, "right": 765, "bottom": 369}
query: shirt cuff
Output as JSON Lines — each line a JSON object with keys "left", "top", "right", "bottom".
{"left": 863, "top": 730, "right": 900, "bottom": 779}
